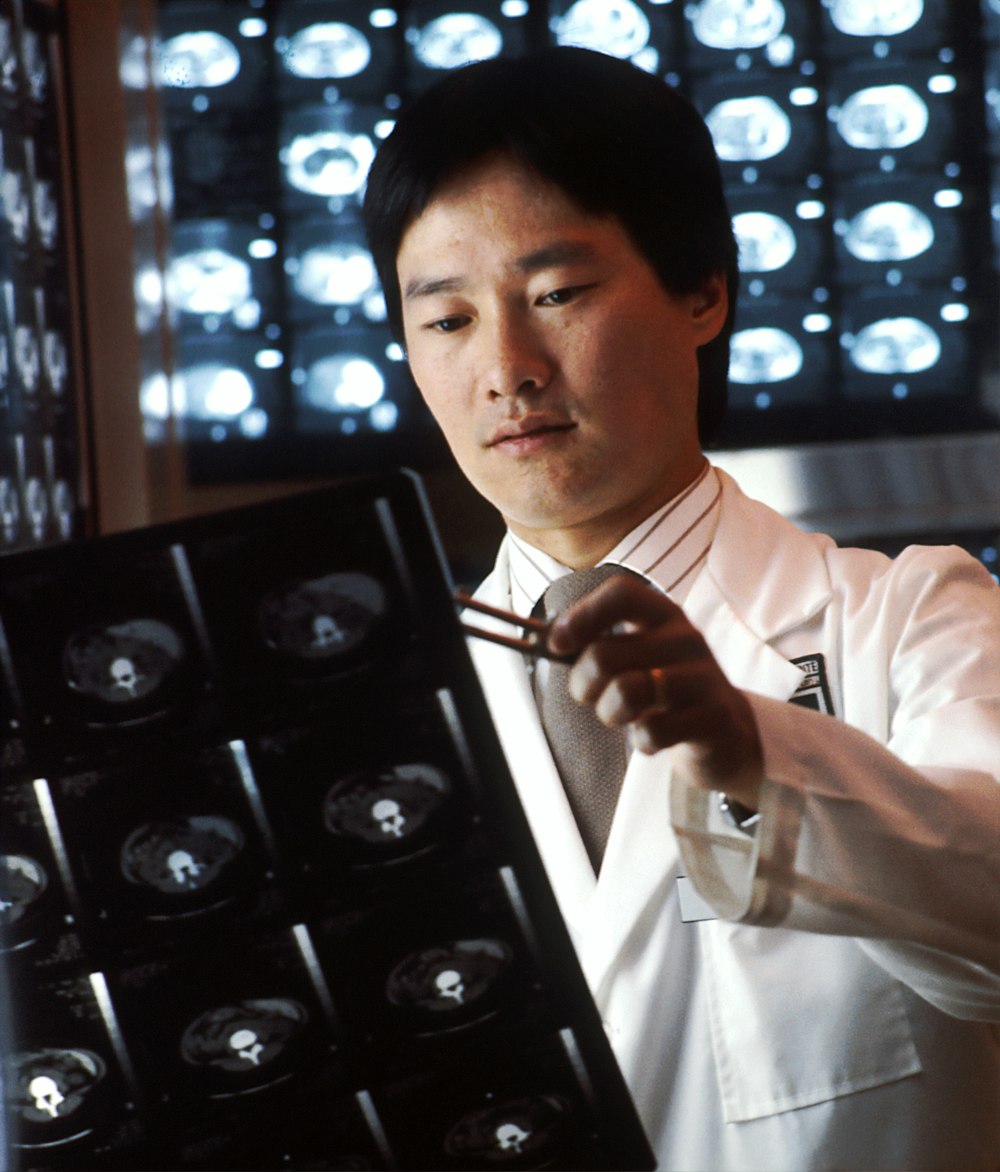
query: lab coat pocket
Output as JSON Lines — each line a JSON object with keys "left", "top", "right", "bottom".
{"left": 701, "top": 920, "right": 922, "bottom": 1123}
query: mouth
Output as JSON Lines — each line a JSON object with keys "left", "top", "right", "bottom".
{"left": 487, "top": 417, "right": 576, "bottom": 448}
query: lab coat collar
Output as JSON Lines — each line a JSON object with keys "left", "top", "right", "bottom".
{"left": 694, "top": 470, "right": 834, "bottom": 645}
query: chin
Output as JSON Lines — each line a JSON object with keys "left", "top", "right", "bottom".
{"left": 500, "top": 501, "right": 593, "bottom": 535}
{"left": 479, "top": 473, "right": 607, "bottom": 533}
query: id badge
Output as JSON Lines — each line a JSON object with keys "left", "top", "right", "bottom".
{"left": 676, "top": 874, "right": 718, "bottom": 923}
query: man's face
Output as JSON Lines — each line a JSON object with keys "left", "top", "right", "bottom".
{"left": 396, "top": 154, "right": 728, "bottom": 564}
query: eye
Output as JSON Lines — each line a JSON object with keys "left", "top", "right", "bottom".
{"left": 536, "top": 285, "right": 592, "bottom": 307}
{"left": 427, "top": 314, "right": 469, "bottom": 334}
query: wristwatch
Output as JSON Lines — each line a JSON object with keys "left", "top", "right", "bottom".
{"left": 718, "top": 792, "right": 760, "bottom": 834}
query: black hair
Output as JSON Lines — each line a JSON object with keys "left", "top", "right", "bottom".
{"left": 363, "top": 46, "right": 738, "bottom": 445}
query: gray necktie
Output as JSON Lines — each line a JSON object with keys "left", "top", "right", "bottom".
{"left": 534, "top": 564, "right": 636, "bottom": 872}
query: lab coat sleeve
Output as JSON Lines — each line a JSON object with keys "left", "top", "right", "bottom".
{"left": 671, "top": 546, "right": 1000, "bottom": 1021}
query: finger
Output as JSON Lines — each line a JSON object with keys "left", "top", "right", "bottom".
{"left": 547, "top": 575, "right": 681, "bottom": 655}
{"left": 589, "top": 662, "right": 713, "bottom": 726}
{"left": 592, "top": 668, "right": 662, "bottom": 726}
{"left": 629, "top": 701, "right": 736, "bottom": 759}
{"left": 630, "top": 710, "right": 702, "bottom": 755}
{"left": 569, "top": 628, "right": 711, "bottom": 705}
{"left": 649, "top": 666, "right": 671, "bottom": 711}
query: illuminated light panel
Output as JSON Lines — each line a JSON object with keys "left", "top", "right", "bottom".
{"left": 159, "top": 31, "right": 241, "bottom": 88}
{"left": 240, "top": 407, "right": 269, "bottom": 436}
{"left": 733, "top": 211, "right": 797, "bottom": 272}
{"left": 19, "top": 27, "right": 48, "bottom": 104}
{"left": 370, "top": 400, "right": 399, "bottom": 431}
{"left": 167, "top": 248, "right": 252, "bottom": 315}
{"left": 848, "top": 316, "right": 941, "bottom": 374}
{"left": 690, "top": 0, "right": 786, "bottom": 50}
{"left": 254, "top": 348, "right": 283, "bottom": 369}
{"left": 134, "top": 265, "right": 164, "bottom": 332}
{"left": 125, "top": 143, "right": 165, "bottom": 216}
{"left": 135, "top": 266, "right": 164, "bottom": 308}
{"left": 292, "top": 244, "right": 378, "bottom": 306}
{"left": 248, "top": 238, "right": 277, "bottom": 259}
{"left": 765, "top": 34, "right": 795, "bottom": 67}
{"left": 120, "top": 34, "right": 151, "bottom": 88}
{"left": 142, "top": 0, "right": 998, "bottom": 468}
{"left": 927, "top": 73, "right": 956, "bottom": 94}
{"left": 304, "top": 354, "right": 385, "bottom": 411}
{"left": 790, "top": 86, "right": 818, "bottom": 106}
{"left": 934, "top": 188, "right": 962, "bottom": 208}
{"left": 45, "top": 330, "right": 69, "bottom": 395}
{"left": 177, "top": 362, "right": 256, "bottom": 417}
{"left": 631, "top": 46, "right": 660, "bottom": 72}
{"left": 828, "top": 0, "right": 923, "bottom": 38}
{"left": 796, "top": 199, "right": 825, "bottom": 219}
{"left": 841, "top": 201, "right": 934, "bottom": 262}
{"left": 705, "top": 96, "right": 791, "bottom": 161}
{"left": 553, "top": 0, "right": 651, "bottom": 58}
{"left": 364, "top": 293, "right": 387, "bottom": 321}
{"left": 282, "top": 23, "right": 372, "bottom": 79}
{"left": 283, "top": 131, "right": 375, "bottom": 197}
{"left": 140, "top": 372, "right": 174, "bottom": 420}
{"left": 835, "top": 84, "right": 928, "bottom": 150}
{"left": 413, "top": 14, "right": 504, "bottom": 69}
{"left": 729, "top": 327, "right": 804, "bottom": 383}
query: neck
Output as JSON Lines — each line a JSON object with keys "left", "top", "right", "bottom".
{"left": 504, "top": 458, "right": 709, "bottom": 570}
{"left": 505, "top": 524, "right": 622, "bottom": 570}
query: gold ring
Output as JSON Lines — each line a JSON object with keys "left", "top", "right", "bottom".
{"left": 649, "top": 666, "right": 669, "bottom": 709}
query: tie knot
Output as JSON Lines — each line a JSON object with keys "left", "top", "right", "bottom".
{"left": 540, "top": 563, "right": 638, "bottom": 619}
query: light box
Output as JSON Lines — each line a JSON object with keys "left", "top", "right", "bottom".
{"left": 0, "top": 473, "right": 656, "bottom": 1172}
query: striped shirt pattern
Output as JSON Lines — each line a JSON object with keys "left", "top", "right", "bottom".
{"left": 506, "top": 461, "right": 723, "bottom": 618}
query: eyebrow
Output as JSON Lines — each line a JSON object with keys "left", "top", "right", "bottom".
{"left": 516, "top": 239, "right": 598, "bottom": 273}
{"left": 402, "top": 238, "right": 599, "bottom": 302}
{"left": 403, "top": 275, "right": 465, "bottom": 301}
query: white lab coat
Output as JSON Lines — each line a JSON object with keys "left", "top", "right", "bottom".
{"left": 466, "top": 470, "right": 1000, "bottom": 1171}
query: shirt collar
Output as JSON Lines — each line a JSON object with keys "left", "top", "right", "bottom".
{"left": 506, "top": 462, "right": 722, "bottom": 618}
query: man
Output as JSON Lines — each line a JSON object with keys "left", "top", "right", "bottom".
{"left": 364, "top": 47, "right": 1000, "bottom": 1171}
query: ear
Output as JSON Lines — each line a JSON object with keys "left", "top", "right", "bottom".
{"left": 689, "top": 271, "right": 729, "bottom": 343}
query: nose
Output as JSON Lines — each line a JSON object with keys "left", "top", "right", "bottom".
{"left": 479, "top": 310, "right": 553, "bottom": 401}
